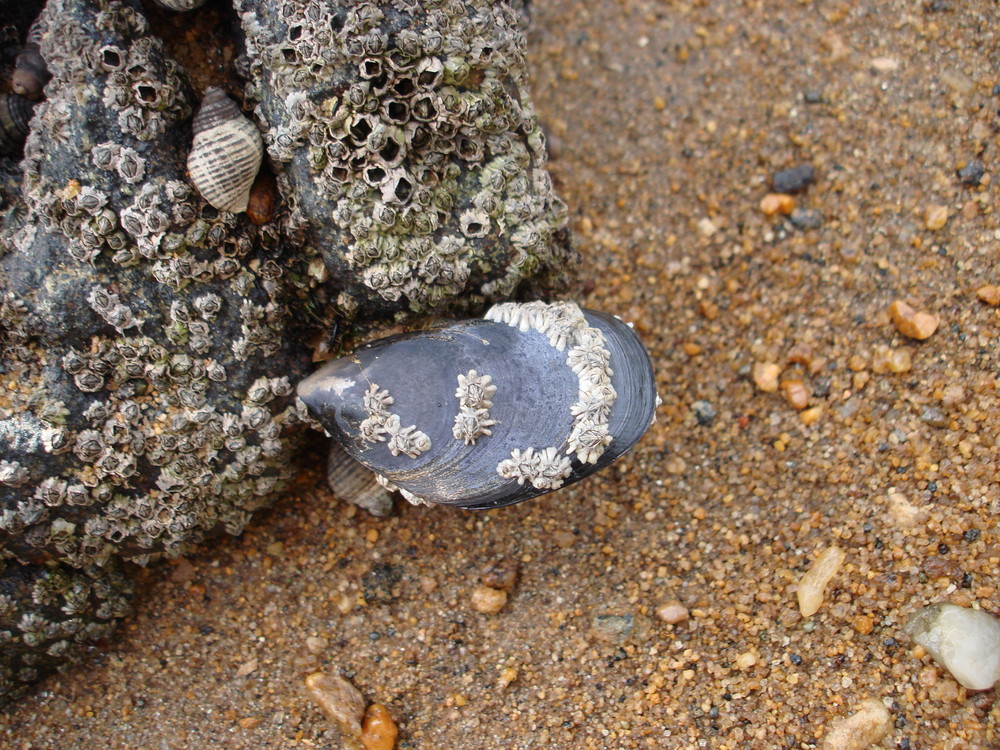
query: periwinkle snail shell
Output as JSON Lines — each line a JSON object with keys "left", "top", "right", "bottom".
{"left": 12, "top": 44, "right": 50, "bottom": 101}
{"left": 0, "top": 94, "right": 35, "bottom": 156}
{"left": 153, "top": 0, "right": 209, "bottom": 10}
{"left": 298, "top": 301, "right": 659, "bottom": 510}
{"left": 187, "top": 88, "right": 263, "bottom": 213}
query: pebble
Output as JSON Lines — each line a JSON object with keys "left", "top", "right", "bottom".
{"left": 497, "top": 667, "right": 519, "bottom": 689}
{"left": 691, "top": 399, "right": 716, "bottom": 426}
{"left": 821, "top": 698, "right": 891, "bottom": 750}
{"left": 360, "top": 704, "right": 398, "bottom": 750}
{"left": 869, "top": 56, "right": 900, "bottom": 72}
{"left": 760, "top": 193, "right": 795, "bottom": 216}
{"left": 889, "top": 300, "right": 939, "bottom": 340}
{"left": 305, "top": 636, "right": 329, "bottom": 654}
{"left": 797, "top": 546, "right": 846, "bottom": 617}
{"left": 771, "top": 164, "right": 815, "bottom": 194}
{"left": 655, "top": 600, "right": 690, "bottom": 625}
{"left": 923, "top": 204, "right": 949, "bottom": 231}
{"left": 305, "top": 672, "right": 366, "bottom": 741}
{"left": 591, "top": 613, "right": 634, "bottom": 643}
{"left": 870, "top": 345, "right": 912, "bottom": 374}
{"left": 957, "top": 160, "right": 985, "bottom": 186}
{"left": 976, "top": 284, "right": 1000, "bottom": 306}
{"left": 906, "top": 604, "right": 1000, "bottom": 690}
{"left": 789, "top": 207, "right": 823, "bottom": 230}
{"left": 480, "top": 558, "right": 520, "bottom": 592}
{"left": 752, "top": 362, "right": 782, "bottom": 392}
{"left": 919, "top": 406, "right": 949, "bottom": 428}
{"left": 886, "top": 491, "right": 927, "bottom": 528}
{"left": 780, "top": 379, "right": 810, "bottom": 410}
{"left": 735, "top": 651, "right": 757, "bottom": 670}
{"left": 470, "top": 584, "right": 508, "bottom": 615}
{"left": 939, "top": 383, "right": 965, "bottom": 407}
{"left": 799, "top": 405, "right": 823, "bottom": 425}
{"left": 697, "top": 217, "right": 718, "bottom": 237}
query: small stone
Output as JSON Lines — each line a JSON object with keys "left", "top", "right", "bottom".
{"left": 498, "top": 667, "right": 518, "bottom": 689}
{"left": 889, "top": 300, "right": 939, "bottom": 340}
{"left": 789, "top": 208, "right": 823, "bottom": 230}
{"left": 923, "top": 204, "right": 949, "bottom": 231}
{"left": 907, "top": 604, "right": 1000, "bottom": 690}
{"left": 821, "top": 698, "right": 892, "bottom": 750}
{"left": 682, "top": 341, "right": 702, "bottom": 356}
{"left": 665, "top": 455, "right": 687, "bottom": 474}
{"left": 691, "top": 399, "right": 716, "bottom": 426}
{"left": 470, "top": 584, "right": 508, "bottom": 614}
{"left": 853, "top": 615, "right": 875, "bottom": 635}
{"left": 771, "top": 164, "right": 815, "bottom": 194}
{"left": 361, "top": 704, "right": 398, "bottom": 750}
{"left": 957, "top": 160, "right": 985, "bottom": 186}
{"left": 760, "top": 193, "right": 795, "bottom": 216}
{"left": 655, "top": 600, "right": 690, "bottom": 625}
{"left": 697, "top": 217, "right": 718, "bottom": 237}
{"left": 886, "top": 491, "right": 927, "bottom": 528}
{"left": 752, "top": 362, "right": 782, "bottom": 392}
{"left": 797, "top": 546, "right": 846, "bottom": 617}
{"left": 480, "top": 558, "right": 520, "bottom": 592}
{"left": 869, "top": 56, "right": 900, "bottom": 72}
{"left": 976, "top": 284, "right": 1000, "bottom": 306}
{"left": 871, "top": 345, "right": 911, "bottom": 374}
{"left": 306, "top": 636, "right": 329, "bottom": 654}
{"left": 780, "top": 380, "right": 810, "bottom": 410}
{"left": 940, "top": 384, "right": 966, "bottom": 407}
{"left": 920, "top": 406, "right": 949, "bottom": 428}
{"left": 799, "top": 406, "right": 823, "bottom": 425}
{"left": 236, "top": 658, "right": 258, "bottom": 677}
{"left": 591, "top": 613, "right": 634, "bottom": 643}
{"left": 305, "top": 672, "right": 366, "bottom": 740}
{"left": 238, "top": 717, "right": 262, "bottom": 729}
{"left": 652, "top": 95, "right": 666, "bottom": 110}
{"left": 735, "top": 651, "right": 757, "bottom": 670}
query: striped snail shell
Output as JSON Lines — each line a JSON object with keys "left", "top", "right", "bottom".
{"left": 153, "top": 0, "right": 209, "bottom": 9}
{"left": 298, "top": 301, "right": 659, "bottom": 510}
{"left": 327, "top": 442, "right": 394, "bottom": 517}
{"left": 187, "top": 88, "right": 263, "bottom": 213}
{"left": 0, "top": 93, "right": 35, "bottom": 156}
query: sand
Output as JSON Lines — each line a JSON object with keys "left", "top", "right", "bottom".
{"left": 2, "top": 0, "right": 998, "bottom": 747}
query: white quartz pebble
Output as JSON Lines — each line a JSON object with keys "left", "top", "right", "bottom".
{"left": 907, "top": 604, "right": 1000, "bottom": 690}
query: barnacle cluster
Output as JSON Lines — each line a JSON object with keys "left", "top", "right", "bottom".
{"left": 235, "top": 0, "right": 575, "bottom": 320}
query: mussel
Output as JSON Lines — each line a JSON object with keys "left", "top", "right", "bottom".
{"left": 298, "top": 301, "right": 658, "bottom": 509}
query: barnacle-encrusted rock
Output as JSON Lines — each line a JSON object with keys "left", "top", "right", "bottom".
{"left": 0, "top": 0, "right": 317, "bottom": 697}
{"left": 234, "top": 0, "right": 576, "bottom": 320}
{"left": 0, "top": 558, "right": 132, "bottom": 703}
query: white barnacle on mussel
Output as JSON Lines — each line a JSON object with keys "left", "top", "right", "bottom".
{"left": 298, "top": 301, "right": 658, "bottom": 509}
{"left": 187, "top": 88, "right": 263, "bottom": 213}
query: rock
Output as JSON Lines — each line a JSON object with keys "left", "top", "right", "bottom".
{"left": 920, "top": 406, "right": 949, "bottom": 428}
{"left": 907, "top": 604, "right": 1000, "bottom": 690}
{"left": 360, "top": 703, "right": 398, "bottom": 750}
{"left": 691, "top": 399, "right": 716, "bottom": 426}
{"left": 470, "top": 584, "right": 508, "bottom": 614}
{"left": 957, "top": 160, "right": 985, "bottom": 187}
{"left": 480, "top": 558, "right": 520, "bottom": 592}
{"left": 789, "top": 207, "right": 823, "bottom": 230}
{"left": 797, "top": 546, "right": 846, "bottom": 617}
{"left": 780, "top": 380, "right": 810, "bottom": 410}
{"left": 771, "top": 164, "right": 815, "bottom": 194}
{"left": 655, "top": 600, "right": 689, "bottom": 624}
{"left": 821, "top": 698, "right": 892, "bottom": 750}
{"left": 760, "top": 193, "right": 795, "bottom": 216}
{"left": 752, "top": 362, "right": 782, "bottom": 392}
{"left": 976, "top": 284, "right": 1000, "bottom": 306}
{"left": 923, "top": 204, "right": 949, "bottom": 231}
{"left": 889, "top": 300, "right": 939, "bottom": 340}
{"left": 591, "top": 613, "right": 634, "bottom": 643}
{"left": 305, "top": 672, "right": 366, "bottom": 741}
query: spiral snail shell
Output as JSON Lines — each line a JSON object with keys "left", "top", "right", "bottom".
{"left": 187, "top": 88, "right": 263, "bottom": 213}
{"left": 12, "top": 43, "right": 51, "bottom": 102}
{"left": 153, "top": 0, "right": 208, "bottom": 10}
{"left": 298, "top": 301, "right": 659, "bottom": 510}
{"left": 0, "top": 93, "right": 35, "bottom": 156}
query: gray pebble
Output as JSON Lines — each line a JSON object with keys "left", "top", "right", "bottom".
{"left": 772, "top": 164, "right": 815, "bottom": 194}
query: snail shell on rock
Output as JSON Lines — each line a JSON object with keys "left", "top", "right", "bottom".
{"left": 187, "top": 88, "right": 263, "bottom": 213}
{"left": 298, "top": 301, "right": 659, "bottom": 509}
{"left": 153, "top": 0, "right": 209, "bottom": 10}
{"left": 12, "top": 43, "right": 51, "bottom": 101}
{"left": 0, "top": 93, "right": 35, "bottom": 156}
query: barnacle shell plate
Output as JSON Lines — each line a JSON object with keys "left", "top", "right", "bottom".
{"left": 298, "top": 303, "right": 657, "bottom": 509}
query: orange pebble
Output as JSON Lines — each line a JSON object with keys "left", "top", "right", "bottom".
{"left": 361, "top": 704, "right": 398, "bottom": 750}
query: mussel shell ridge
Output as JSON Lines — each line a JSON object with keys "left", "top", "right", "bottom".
{"left": 298, "top": 304, "right": 658, "bottom": 509}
